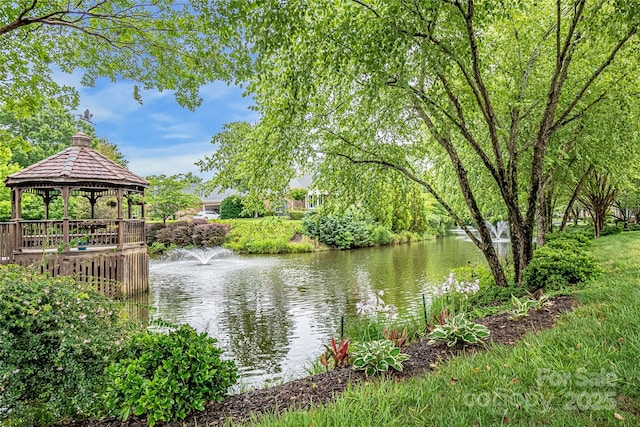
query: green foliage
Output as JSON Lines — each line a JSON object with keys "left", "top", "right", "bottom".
{"left": 427, "top": 313, "right": 490, "bottom": 347}
{"left": 351, "top": 340, "right": 410, "bottom": 377}
{"left": 545, "top": 231, "right": 592, "bottom": 249}
{"left": 600, "top": 224, "right": 623, "bottom": 236}
{"left": 220, "top": 195, "right": 246, "bottom": 219}
{"left": 1, "top": 2, "right": 237, "bottom": 117}
{"left": 147, "top": 241, "right": 168, "bottom": 255}
{"left": 372, "top": 225, "right": 393, "bottom": 245}
{"left": 223, "top": 217, "right": 313, "bottom": 254}
{"left": 508, "top": 294, "right": 551, "bottom": 321}
{"left": 287, "top": 210, "right": 306, "bottom": 220}
{"left": 0, "top": 265, "right": 137, "bottom": 426}
{"left": 302, "top": 210, "right": 373, "bottom": 249}
{"left": 287, "top": 187, "right": 308, "bottom": 201}
{"left": 146, "top": 174, "right": 202, "bottom": 224}
{"left": 104, "top": 325, "right": 238, "bottom": 426}
{"left": 524, "top": 233, "right": 601, "bottom": 292}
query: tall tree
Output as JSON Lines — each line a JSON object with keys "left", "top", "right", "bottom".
{"left": 205, "top": 0, "right": 640, "bottom": 286}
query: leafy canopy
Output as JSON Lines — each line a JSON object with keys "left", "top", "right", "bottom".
{"left": 0, "top": 1, "right": 244, "bottom": 115}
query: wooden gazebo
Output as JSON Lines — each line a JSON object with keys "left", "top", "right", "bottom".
{"left": 0, "top": 132, "right": 150, "bottom": 296}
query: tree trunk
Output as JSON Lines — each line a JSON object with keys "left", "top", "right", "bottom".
{"left": 560, "top": 166, "right": 593, "bottom": 231}
{"left": 536, "top": 185, "right": 554, "bottom": 246}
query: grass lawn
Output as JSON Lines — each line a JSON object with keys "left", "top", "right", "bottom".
{"left": 219, "top": 217, "right": 316, "bottom": 254}
{"left": 238, "top": 233, "right": 640, "bottom": 426}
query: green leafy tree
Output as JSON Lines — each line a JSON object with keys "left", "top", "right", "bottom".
{"left": 146, "top": 174, "right": 201, "bottom": 224}
{"left": 204, "top": 0, "right": 640, "bottom": 287}
{"left": 220, "top": 195, "right": 245, "bottom": 219}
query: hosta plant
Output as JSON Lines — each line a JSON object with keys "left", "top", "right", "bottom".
{"left": 509, "top": 293, "right": 552, "bottom": 321}
{"left": 427, "top": 312, "right": 490, "bottom": 347}
{"left": 351, "top": 340, "right": 409, "bottom": 377}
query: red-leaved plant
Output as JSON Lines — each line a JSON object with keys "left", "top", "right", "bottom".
{"left": 320, "top": 336, "right": 350, "bottom": 370}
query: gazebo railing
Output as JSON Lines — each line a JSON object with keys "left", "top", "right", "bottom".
{"left": 14, "top": 219, "right": 146, "bottom": 250}
{"left": 124, "top": 220, "right": 145, "bottom": 244}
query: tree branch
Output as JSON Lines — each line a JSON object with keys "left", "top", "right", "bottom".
{"left": 552, "top": 27, "right": 637, "bottom": 130}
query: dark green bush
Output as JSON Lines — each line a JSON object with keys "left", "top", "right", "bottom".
{"left": 147, "top": 241, "right": 169, "bottom": 255}
{"left": 220, "top": 195, "right": 245, "bottom": 219}
{"left": 288, "top": 210, "right": 306, "bottom": 220}
{"left": 302, "top": 210, "right": 373, "bottom": 249}
{"left": 600, "top": 224, "right": 623, "bottom": 236}
{"left": 0, "top": 265, "right": 136, "bottom": 426}
{"left": 545, "top": 231, "right": 591, "bottom": 249}
{"left": 524, "top": 245, "right": 601, "bottom": 292}
{"left": 104, "top": 325, "right": 238, "bottom": 426}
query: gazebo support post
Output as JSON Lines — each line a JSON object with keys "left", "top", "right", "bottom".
{"left": 62, "top": 186, "right": 70, "bottom": 250}
{"left": 11, "top": 188, "right": 21, "bottom": 253}
{"left": 117, "top": 188, "right": 124, "bottom": 248}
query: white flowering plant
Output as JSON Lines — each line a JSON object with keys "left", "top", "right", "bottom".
{"left": 356, "top": 290, "right": 398, "bottom": 320}
{"left": 431, "top": 272, "right": 480, "bottom": 319}
{"left": 345, "top": 290, "right": 401, "bottom": 343}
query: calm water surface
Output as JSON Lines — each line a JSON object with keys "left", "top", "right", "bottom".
{"left": 148, "top": 235, "right": 484, "bottom": 388}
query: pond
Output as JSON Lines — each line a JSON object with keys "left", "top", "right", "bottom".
{"left": 148, "top": 235, "right": 490, "bottom": 389}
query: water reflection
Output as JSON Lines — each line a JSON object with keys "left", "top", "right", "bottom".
{"left": 149, "top": 236, "right": 484, "bottom": 388}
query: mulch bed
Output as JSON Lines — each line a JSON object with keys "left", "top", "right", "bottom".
{"left": 68, "top": 295, "right": 574, "bottom": 427}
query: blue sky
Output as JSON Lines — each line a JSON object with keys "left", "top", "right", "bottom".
{"left": 54, "top": 70, "right": 258, "bottom": 180}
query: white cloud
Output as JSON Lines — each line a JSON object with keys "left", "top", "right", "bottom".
{"left": 119, "top": 139, "right": 214, "bottom": 178}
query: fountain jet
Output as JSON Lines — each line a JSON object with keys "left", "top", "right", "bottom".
{"left": 163, "top": 247, "right": 235, "bottom": 264}
{"left": 485, "top": 221, "right": 510, "bottom": 242}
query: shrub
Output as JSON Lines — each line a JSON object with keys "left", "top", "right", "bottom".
{"left": 600, "top": 224, "right": 623, "bottom": 236}
{"left": 220, "top": 195, "right": 245, "bottom": 219}
{"left": 351, "top": 340, "right": 410, "bottom": 376}
{"left": 302, "top": 210, "right": 373, "bottom": 249}
{"left": 288, "top": 210, "right": 306, "bottom": 220}
{"left": 0, "top": 265, "right": 136, "bottom": 426}
{"left": 145, "top": 222, "right": 167, "bottom": 245}
{"left": 524, "top": 244, "right": 601, "bottom": 292}
{"left": 192, "top": 223, "right": 231, "bottom": 246}
{"left": 545, "top": 231, "right": 591, "bottom": 249}
{"left": 104, "top": 325, "right": 238, "bottom": 426}
{"left": 153, "top": 220, "right": 228, "bottom": 248}
{"left": 147, "top": 241, "right": 168, "bottom": 255}
{"left": 372, "top": 225, "right": 393, "bottom": 245}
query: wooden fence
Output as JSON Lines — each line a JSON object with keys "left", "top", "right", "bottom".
{"left": 0, "top": 220, "right": 148, "bottom": 296}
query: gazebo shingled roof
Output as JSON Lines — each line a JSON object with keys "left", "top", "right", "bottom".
{"left": 5, "top": 132, "right": 149, "bottom": 190}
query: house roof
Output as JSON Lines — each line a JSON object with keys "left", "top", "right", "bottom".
{"left": 201, "top": 175, "right": 315, "bottom": 202}
{"left": 5, "top": 132, "right": 149, "bottom": 191}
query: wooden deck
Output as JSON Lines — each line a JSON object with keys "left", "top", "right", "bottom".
{"left": 0, "top": 220, "right": 148, "bottom": 297}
